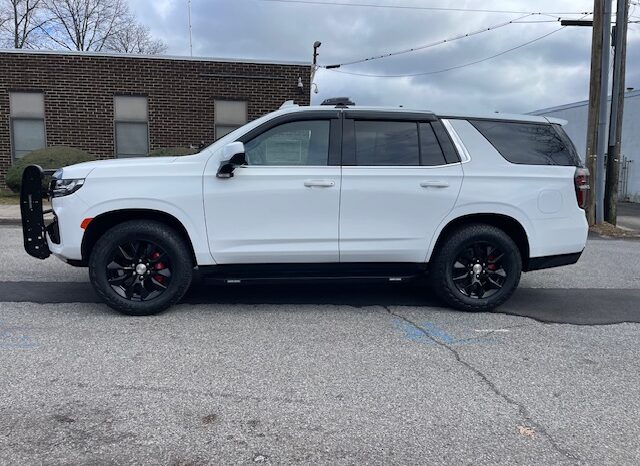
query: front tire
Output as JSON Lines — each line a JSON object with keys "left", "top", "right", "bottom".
{"left": 430, "top": 224, "right": 522, "bottom": 312}
{"left": 88, "top": 220, "right": 193, "bottom": 316}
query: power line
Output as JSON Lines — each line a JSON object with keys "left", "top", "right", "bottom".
{"left": 514, "top": 20, "right": 566, "bottom": 23}
{"left": 257, "top": 0, "right": 592, "bottom": 15}
{"left": 327, "top": 13, "right": 546, "bottom": 68}
{"left": 321, "top": 26, "right": 567, "bottom": 78}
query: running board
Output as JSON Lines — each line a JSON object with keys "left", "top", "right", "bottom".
{"left": 197, "top": 263, "right": 429, "bottom": 283}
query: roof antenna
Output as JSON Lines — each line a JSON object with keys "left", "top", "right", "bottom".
{"left": 188, "top": 0, "right": 193, "bottom": 57}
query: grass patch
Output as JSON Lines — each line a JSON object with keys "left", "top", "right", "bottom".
{"left": 0, "top": 190, "right": 19, "bottom": 205}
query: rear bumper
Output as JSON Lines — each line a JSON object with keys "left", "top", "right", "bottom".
{"left": 524, "top": 250, "right": 583, "bottom": 272}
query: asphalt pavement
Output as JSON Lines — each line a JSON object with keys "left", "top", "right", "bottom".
{"left": 1, "top": 224, "right": 640, "bottom": 465}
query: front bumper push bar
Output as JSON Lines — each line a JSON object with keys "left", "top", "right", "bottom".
{"left": 20, "top": 165, "right": 56, "bottom": 259}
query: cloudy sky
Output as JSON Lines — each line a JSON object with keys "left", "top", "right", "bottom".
{"left": 129, "top": 0, "right": 640, "bottom": 114}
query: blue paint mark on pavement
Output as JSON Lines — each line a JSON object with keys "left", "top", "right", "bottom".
{"left": 0, "top": 321, "right": 39, "bottom": 349}
{"left": 394, "top": 319, "right": 496, "bottom": 346}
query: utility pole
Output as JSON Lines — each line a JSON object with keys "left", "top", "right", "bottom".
{"left": 583, "top": 0, "right": 604, "bottom": 225}
{"left": 604, "top": 0, "right": 630, "bottom": 224}
{"left": 594, "top": 0, "right": 612, "bottom": 224}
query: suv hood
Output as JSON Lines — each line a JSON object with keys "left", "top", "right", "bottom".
{"left": 58, "top": 156, "right": 178, "bottom": 179}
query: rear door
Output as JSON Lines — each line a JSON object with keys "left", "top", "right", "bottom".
{"left": 339, "top": 113, "right": 463, "bottom": 262}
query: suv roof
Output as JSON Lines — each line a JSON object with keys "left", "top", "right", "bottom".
{"left": 283, "top": 105, "right": 567, "bottom": 126}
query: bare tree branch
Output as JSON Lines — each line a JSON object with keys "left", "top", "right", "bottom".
{"left": 0, "top": 5, "right": 8, "bottom": 34}
{"left": 40, "top": 0, "right": 164, "bottom": 53}
{"left": 0, "top": 0, "right": 47, "bottom": 48}
{"left": 105, "top": 21, "right": 167, "bottom": 55}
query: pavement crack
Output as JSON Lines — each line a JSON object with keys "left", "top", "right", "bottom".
{"left": 384, "top": 305, "right": 579, "bottom": 464}
{"left": 455, "top": 324, "right": 531, "bottom": 344}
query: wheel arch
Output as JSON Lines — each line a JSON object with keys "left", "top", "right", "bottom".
{"left": 429, "top": 213, "right": 531, "bottom": 269}
{"left": 81, "top": 209, "right": 198, "bottom": 265}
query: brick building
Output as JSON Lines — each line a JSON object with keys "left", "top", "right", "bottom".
{"left": 0, "top": 49, "right": 311, "bottom": 188}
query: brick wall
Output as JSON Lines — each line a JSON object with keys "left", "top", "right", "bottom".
{"left": 0, "top": 51, "right": 311, "bottom": 188}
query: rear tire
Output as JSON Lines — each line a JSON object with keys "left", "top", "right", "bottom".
{"left": 430, "top": 224, "right": 522, "bottom": 312}
{"left": 88, "top": 220, "right": 193, "bottom": 316}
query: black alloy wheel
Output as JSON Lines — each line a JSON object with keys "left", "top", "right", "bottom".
{"left": 430, "top": 224, "right": 522, "bottom": 312}
{"left": 89, "top": 220, "right": 193, "bottom": 316}
{"left": 452, "top": 241, "right": 507, "bottom": 299}
{"left": 106, "top": 240, "right": 172, "bottom": 302}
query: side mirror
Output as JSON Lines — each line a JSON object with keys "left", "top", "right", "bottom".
{"left": 217, "top": 142, "right": 247, "bottom": 178}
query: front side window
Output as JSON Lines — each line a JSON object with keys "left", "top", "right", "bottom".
{"left": 10, "top": 92, "right": 46, "bottom": 160}
{"left": 354, "top": 121, "right": 420, "bottom": 166}
{"left": 244, "top": 120, "right": 330, "bottom": 166}
{"left": 114, "top": 96, "right": 149, "bottom": 158}
{"left": 470, "top": 119, "right": 581, "bottom": 166}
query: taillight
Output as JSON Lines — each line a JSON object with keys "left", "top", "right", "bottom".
{"left": 574, "top": 168, "right": 590, "bottom": 209}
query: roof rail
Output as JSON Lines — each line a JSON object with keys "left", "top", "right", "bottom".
{"left": 279, "top": 100, "right": 299, "bottom": 109}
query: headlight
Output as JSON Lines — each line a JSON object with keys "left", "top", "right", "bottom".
{"left": 51, "top": 178, "right": 85, "bottom": 198}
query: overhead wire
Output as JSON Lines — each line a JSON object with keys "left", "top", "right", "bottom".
{"left": 257, "top": 0, "right": 592, "bottom": 16}
{"left": 320, "top": 26, "right": 569, "bottom": 78}
{"left": 326, "top": 13, "right": 555, "bottom": 68}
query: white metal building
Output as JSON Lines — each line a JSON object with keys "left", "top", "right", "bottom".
{"left": 532, "top": 90, "right": 640, "bottom": 203}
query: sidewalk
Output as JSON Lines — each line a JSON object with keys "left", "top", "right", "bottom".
{"left": 618, "top": 202, "right": 640, "bottom": 231}
{"left": 0, "top": 204, "right": 20, "bottom": 225}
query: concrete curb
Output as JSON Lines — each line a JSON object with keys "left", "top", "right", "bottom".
{"left": 0, "top": 219, "right": 21, "bottom": 225}
{"left": 0, "top": 203, "right": 21, "bottom": 225}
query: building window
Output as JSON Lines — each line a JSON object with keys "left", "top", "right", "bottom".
{"left": 10, "top": 92, "right": 46, "bottom": 160}
{"left": 215, "top": 100, "right": 248, "bottom": 139}
{"left": 114, "top": 96, "right": 149, "bottom": 158}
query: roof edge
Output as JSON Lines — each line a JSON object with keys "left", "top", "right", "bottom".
{"left": 0, "top": 48, "right": 311, "bottom": 67}
{"left": 437, "top": 111, "right": 553, "bottom": 124}
{"left": 530, "top": 89, "right": 640, "bottom": 115}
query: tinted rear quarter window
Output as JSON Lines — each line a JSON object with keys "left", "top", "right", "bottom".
{"left": 470, "top": 120, "right": 581, "bottom": 166}
{"left": 431, "top": 121, "right": 460, "bottom": 164}
{"left": 419, "top": 123, "right": 447, "bottom": 166}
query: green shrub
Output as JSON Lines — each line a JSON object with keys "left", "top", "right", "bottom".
{"left": 148, "top": 147, "right": 198, "bottom": 157}
{"left": 6, "top": 146, "right": 95, "bottom": 193}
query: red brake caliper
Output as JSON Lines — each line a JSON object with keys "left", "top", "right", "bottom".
{"left": 150, "top": 251, "right": 166, "bottom": 284}
{"left": 487, "top": 255, "right": 497, "bottom": 271}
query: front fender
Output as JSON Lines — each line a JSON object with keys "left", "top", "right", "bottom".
{"left": 79, "top": 198, "right": 213, "bottom": 265}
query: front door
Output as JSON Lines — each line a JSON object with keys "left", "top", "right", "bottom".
{"left": 204, "top": 116, "right": 342, "bottom": 264}
{"left": 339, "top": 117, "right": 463, "bottom": 262}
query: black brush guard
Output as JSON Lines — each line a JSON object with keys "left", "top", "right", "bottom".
{"left": 20, "top": 165, "right": 57, "bottom": 259}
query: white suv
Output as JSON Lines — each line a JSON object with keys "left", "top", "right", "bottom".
{"left": 20, "top": 103, "right": 589, "bottom": 315}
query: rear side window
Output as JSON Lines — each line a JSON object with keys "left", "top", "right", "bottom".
{"left": 470, "top": 120, "right": 581, "bottom": 166}
{"left": 355, "top": 121, "right": 420, "bottom": 165}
